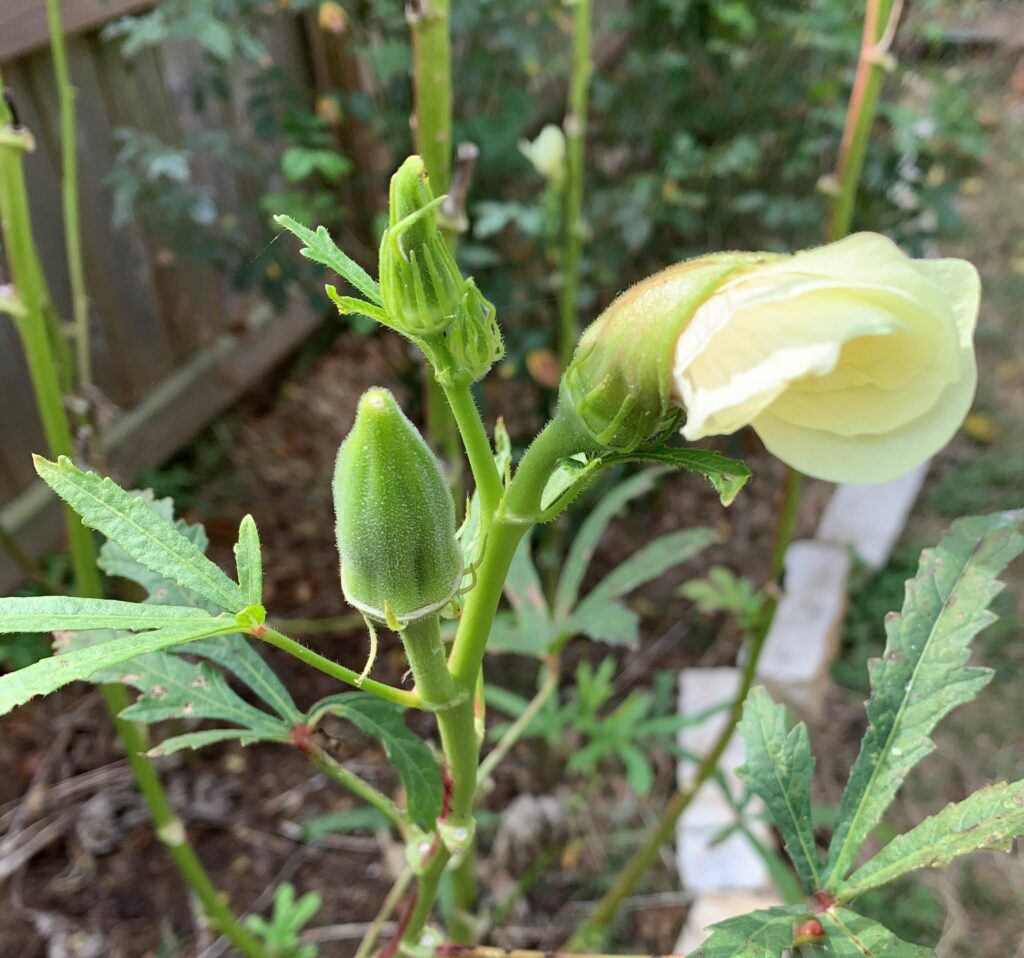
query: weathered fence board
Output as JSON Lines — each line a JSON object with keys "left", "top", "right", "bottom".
{"left": 0, "top": 0, "right": 155, "bottom": 62}
{"left": 0, "top": 9, "right": 326, "bottom": 592}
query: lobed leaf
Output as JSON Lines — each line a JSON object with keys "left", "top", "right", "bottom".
{"left": 0, "top": 620, "right": 242, "bottom": 716}
{"left": 234, "top": 515, "right": 263, "bottom": 608}
{"left": 840, "top": 779, "right": 1024, "bottom": 901}
{"left": 35, "top": 457, "right": 246, "bottom": 612}
{"left": 188, "top": 636, "right": 301, "bottom": 724}
{"left": 98, "top": 491, "right": 215, "bottom": 610}
{"left": 818, "top": 909, "right": 932, "bottom": 957}
{"left": 737, "top": 687, "right": 821, "bottom": 891}
{"left": 601, "top": 447, "right": 751, "bottom": 506}
{"left": 274, "top": 214, "right": 383, "bottom": 305}
{"left": 691, "top": 905, "right": 810, "bottom": 957}
{"left": 118, "top": 651, "right": 289, "bottom": 738}
{"left": 824, "top": 510, "right": 1024, "bottom": 887}
{"left": 0, "top": 596, "right": 211, "bottom": 634}
{"left": 306, "top": 693, "right": 442, "bottom": 829}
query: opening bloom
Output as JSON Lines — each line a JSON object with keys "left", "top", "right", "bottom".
{"left": 673, "top": 233, "right": 979, "bottom": 483}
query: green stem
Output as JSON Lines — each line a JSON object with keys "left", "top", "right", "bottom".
{"left": 566, "top": 602, "right": 775, "bottom": 951}
{"left": 408, "top": 0, "right": 462, "bottom": 494}
{"left": 770, "top": 468, "right": 804, "bottom": 582}
{"left": 826, "top": 0, "right": 898, "bottom": 242}
{"left": 309, "top": 741, "right": 413, "bottom": 839}
{"left": 558, "top": 0, "right": 593, "bottom": 368}
{"left": 43, "top": 0, "right": 90, "bottom": 391}
{"left": 1, "top": 69, "right": 270, "bottom": 958}
{"left": 103, "top": 684, "right": 270, "bottom": 956}
{"left": 442, "top": 381, "right": 503, "bottom": 520}
{"left": 354, "top": 866, "right": 414, "bottom": 958}
{"left": 398, "top": 413, "right": 590, "bottom": 948}
{"left": 260, "top": 626, "right": 421, "bottom": 710}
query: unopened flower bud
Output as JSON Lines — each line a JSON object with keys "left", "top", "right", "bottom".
{"left": 334, "top": 388, "right": 462, "bottom": 625}
{"left": 561, "top": 253, "right": 766, "bottom": 452}
{"left": 379, "top": 156, "right": 463, "bottom": 339}
{"left": 562, "top": 233, "right": 981, "bottom": 484}
{"left": 440, "top": 279, "right": 503, "bottom": 384}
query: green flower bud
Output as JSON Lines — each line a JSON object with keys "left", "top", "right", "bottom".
{"left": 334, "top": 388, "right": 462, "bottom": 625}
{"left": 560, "top": 253, "right": 770, "bottom": 452}
{"left": 379, "top": 156, "right": 463, "bottom": 339}
{"left": 440, "top": 279, "right": 503, "bottom": 384}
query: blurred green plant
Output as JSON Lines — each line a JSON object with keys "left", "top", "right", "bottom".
{"left": 245, "top": 882, "right": 322, "bottom": 958}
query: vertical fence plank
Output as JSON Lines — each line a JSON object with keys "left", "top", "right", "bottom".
{"left": 22, "top": 38, "right": 175, "bottom": 404}
{"left": 92, "top": 41, "right": 225, "bottom": 357}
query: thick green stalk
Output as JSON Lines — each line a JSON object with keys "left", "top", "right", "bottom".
{"left": 558, "top": 0, "right": 593, "bottom": 367}
{"left": 103, "top": 685, "right": 270, "bottom": 957}
{"left": 0, "top": 73, "right": 270, "bottom": 958}
{"left": 397, "top": 413, "right": 591, "bottom": 949}
{"left": 408, "top": 0, "right": 462, "bottom": 485}
{"left": 442, "top": 381, "right": 503, "bottom": 520}
{"left": 43, "top": 0, "right": 90, "bottom": 390}
{"left": 564, "top": 3, "right": 905, "bottom": 945}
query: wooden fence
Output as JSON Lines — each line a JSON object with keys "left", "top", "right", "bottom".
{"left": 0, "top": 3, "right": 325, "bottom": 592}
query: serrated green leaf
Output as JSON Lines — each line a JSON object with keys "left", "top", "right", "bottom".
{"left": 188, "top": 636, "right": 300, "bottom": 724}
{"left": 692, "top": 905, "right": 809, "bottom": 957}
{"left": 840, "top": 779, "right": 1024, "bottom": 901}
{"left": 35, "top": 457, "right": 246, "bottom": 612}
{"left": 306, "top": 693, "right": 442, "bottom": 829}
{"left": 737, "top": 687, "right": 820, "bottom": 891}
{"left": 825, "top": 510, "right": 1024, "bottom": 887}
{"left": 234, "top": 515, "right": 263, "bottom": 607}
{"left": 149, "top": 728, "right": 272, "bottom": 757}
{"left": 554, "top": 468, "right": 666, "bottom": 620}
{"left": 0, "top": 620, "right": 242, "bottom": 716}
{"left": 274, "top": 214, "right": 383, "bottom": 305}
{"left": 0, "top": 596, "right": 212, "bottom": 634}
{"left": 98, "top": 492, "right": 216, "bottom": 610}
{"left": 118, "top": 651, "right": 289, "bottom": 738}
{"left": 602, "top": 447, "right": 751, "bottom": 506}
{"left": 819, "top": 909, "right": 932, "bottom": 956}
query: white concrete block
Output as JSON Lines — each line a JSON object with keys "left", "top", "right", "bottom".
{"left": 816, "top": 463, "right": 928, "bottom": 570}
{"left": 757, "top": 540, "right": 850, "bottom": 719}
{"left": 677, "top": 668, "right": 773, "bottom": 891}
{"left": 676, "top": 890, "right": 784, "bottom": 953}
{"left": 678, "top": 668, "right": 747, "bottom": 795}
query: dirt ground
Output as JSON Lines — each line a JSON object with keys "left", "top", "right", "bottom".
{"left": 2, "top": 27, "right": 1024, "bottom": 958}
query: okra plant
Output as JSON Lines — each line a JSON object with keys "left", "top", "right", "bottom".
{"left": 1, "top": 156, "right": 1022, "bottom": 958}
